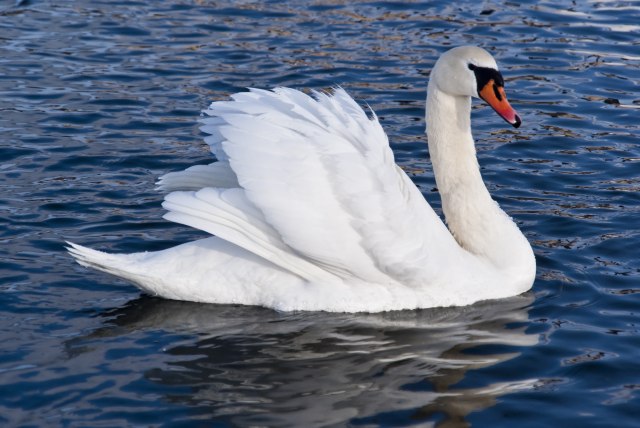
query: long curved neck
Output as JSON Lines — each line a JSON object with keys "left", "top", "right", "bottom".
{"left": 426, "top": 81, "right": 533, "bottom": 272}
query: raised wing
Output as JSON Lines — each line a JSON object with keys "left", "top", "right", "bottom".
{"left": 164, "top": 87, "right": 461, "bottom": 287}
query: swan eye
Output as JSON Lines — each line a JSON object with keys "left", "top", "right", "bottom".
{"left": 467, "top": 63, "right": 506, "bottom": 102}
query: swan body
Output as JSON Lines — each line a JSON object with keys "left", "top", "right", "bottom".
{"left": 69, "top": 46, "right": 535, "bottom": 312}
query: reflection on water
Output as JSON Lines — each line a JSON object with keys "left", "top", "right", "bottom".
{"left": 68, "top": 294, "right": 537, "bottom": 426}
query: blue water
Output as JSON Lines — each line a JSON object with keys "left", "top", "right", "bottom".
{"left": 1, "top": 0, "right": 639, "bottom": 426}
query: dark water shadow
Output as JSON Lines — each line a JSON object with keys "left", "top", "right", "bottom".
{"left": 69, "top": 293, "right": 538, "bottom": 427}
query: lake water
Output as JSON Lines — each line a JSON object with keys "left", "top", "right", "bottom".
{"left": 1, "top": 0, "right": 639, "bottom": 426}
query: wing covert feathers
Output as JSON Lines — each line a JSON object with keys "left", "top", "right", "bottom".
{"left": 162, "top": 88, "right": 451, "bottom": 286}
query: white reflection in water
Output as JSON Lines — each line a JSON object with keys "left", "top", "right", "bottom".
{"left": 70, "top": 293, "right": 539, "bottom": 426}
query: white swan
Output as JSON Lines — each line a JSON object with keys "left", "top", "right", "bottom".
{"left": 68, "top": 46, "right": 535, "bottom": 312}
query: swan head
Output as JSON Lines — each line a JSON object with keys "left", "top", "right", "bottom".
{"left": 431, "top": 46, "right": 521, "bottom": 128}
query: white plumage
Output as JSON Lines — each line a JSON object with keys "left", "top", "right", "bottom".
{"left": 68, "top": 46, "right": 535, "bottom": 312}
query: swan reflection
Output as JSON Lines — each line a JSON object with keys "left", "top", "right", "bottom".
{"left": 75, "top": 294, "right": 537, "bottom": 426}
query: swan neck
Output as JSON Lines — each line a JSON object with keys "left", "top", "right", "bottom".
{"left": 425, "top": 83, "right": 533, "bottom": 273}
{"left": 425, "top": 83, "right": 484, "bottom": 212}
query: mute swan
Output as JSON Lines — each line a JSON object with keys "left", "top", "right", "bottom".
{"left": 68, "top": 46, "right": 535, "bottom": 312}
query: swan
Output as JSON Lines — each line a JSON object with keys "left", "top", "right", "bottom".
{"left": 68, "top": 46, "right": 535, "bottom": 312}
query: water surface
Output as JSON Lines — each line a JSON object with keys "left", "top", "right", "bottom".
{"left": 1, "top": 0, "right": 639, "bottom": 426}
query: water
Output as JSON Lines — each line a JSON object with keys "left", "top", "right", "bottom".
{"left": 1, "top": 0, "right": 639, "bottom": 426}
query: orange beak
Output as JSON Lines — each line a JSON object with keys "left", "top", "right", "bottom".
{"left": 479, "top": 79, "right": 521, "bottom": 128}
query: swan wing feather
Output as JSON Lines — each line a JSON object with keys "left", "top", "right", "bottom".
{"left": 156, "top": 162, "right": 238, "bottom": 192}
{"left": 162, "top": 188, "right": 336, "bottom": 283}
{"left": 179, "top": 87, "right": 459, "bottom": 286}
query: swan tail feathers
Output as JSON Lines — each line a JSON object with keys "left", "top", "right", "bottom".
{"left": 66, "top": 242, "right": 145, "bottom": 284}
